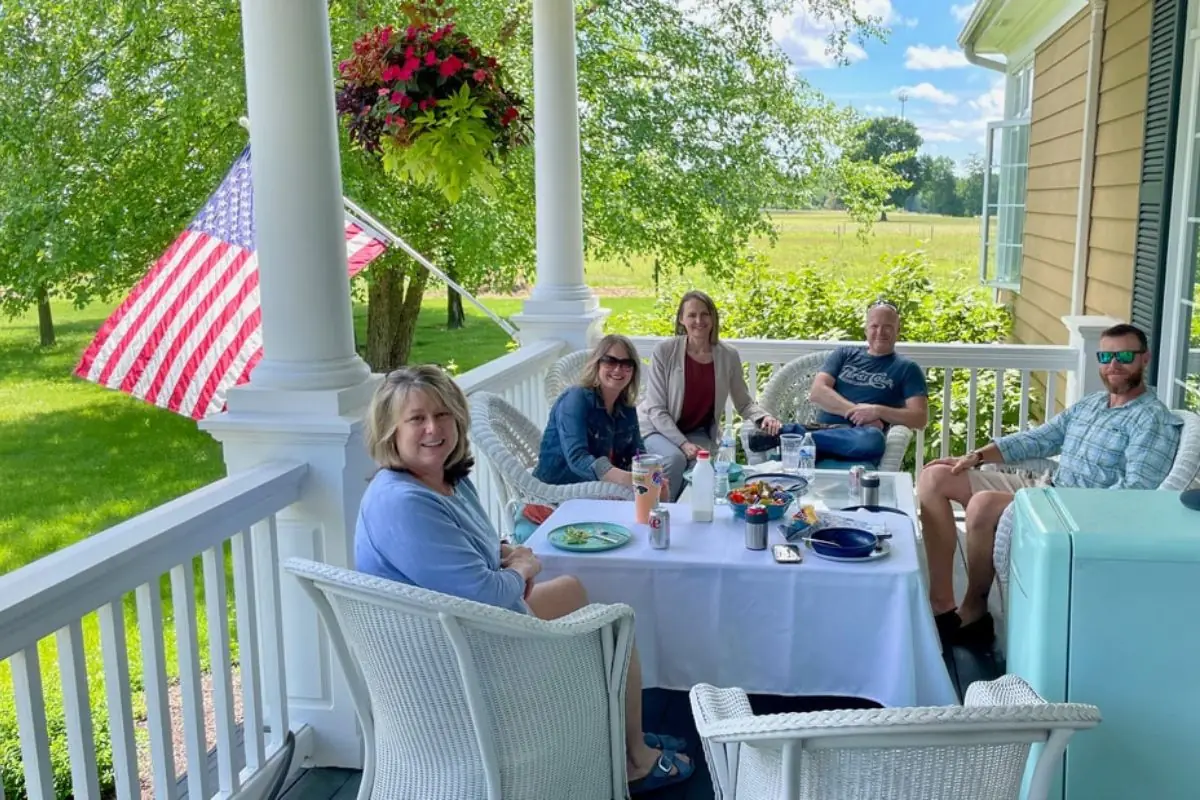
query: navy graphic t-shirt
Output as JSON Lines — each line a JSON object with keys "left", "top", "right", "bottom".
{"left": 815, "top": 346, "right": 928, "bottom": 426}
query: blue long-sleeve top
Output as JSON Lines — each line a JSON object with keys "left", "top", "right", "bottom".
{"left": 355, "top": 469, "right": 527, "bottom": 614}
{"left": 533, "top": 386, "right": 644, "bottom": 484}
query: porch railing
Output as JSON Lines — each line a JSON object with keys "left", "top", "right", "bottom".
{"left": 0, "top": 460, "right": 308, "bottom": 800}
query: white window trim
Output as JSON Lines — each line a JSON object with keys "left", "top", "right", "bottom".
{"left": 1159, "top": 0, "right": 1200, "bottom": 409}
{"left": 979, "top": 111, "right": 1032, "bottom": 290}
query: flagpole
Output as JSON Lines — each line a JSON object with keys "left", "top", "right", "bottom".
{"left": 340, "top": 196, "right": 521, "bottom": 342}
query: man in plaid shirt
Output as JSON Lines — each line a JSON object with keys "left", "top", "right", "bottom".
{"left": 918, "top": 323, "right": 1183, "bottom": 649}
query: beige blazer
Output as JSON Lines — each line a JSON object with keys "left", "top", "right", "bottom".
{"left": 637, "top": 337, "right": 768, "bottom": 446}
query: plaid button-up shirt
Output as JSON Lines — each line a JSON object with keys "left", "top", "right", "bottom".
{"left": 995, "top": 390, "right": 1182, "bottom": 489}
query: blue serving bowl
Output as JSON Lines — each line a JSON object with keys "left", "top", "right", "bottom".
{"left": 809, "top": 527, "right": 879, "bottom": 559}
{"left": 728, "top": 492, "right": 795, "bottom": 520}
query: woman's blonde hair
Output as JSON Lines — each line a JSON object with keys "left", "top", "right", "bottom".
{"left": 673, "top": 290, "right": 720, "bottom": 343}
{"left": 577, "top": 334, "right": 641, "bottom": 407}
{"left": 365, "top": 365, "right": 474, "bottom": 483}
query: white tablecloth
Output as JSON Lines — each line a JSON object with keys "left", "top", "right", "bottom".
{"left": 529, "top": 499, "right": 957, "bottom": 708}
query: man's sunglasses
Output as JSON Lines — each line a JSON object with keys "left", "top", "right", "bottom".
{"left": 599, "top": 355, "right": 637, "bottom": 369}
{"left": 1096, "top": 350, "right": 1145, "bottom": 365}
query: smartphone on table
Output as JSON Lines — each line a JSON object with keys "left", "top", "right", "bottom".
{"left": 772, "top": 544, "right": 802, "bottom": 564}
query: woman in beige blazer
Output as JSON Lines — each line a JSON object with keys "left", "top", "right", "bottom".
{"left": 637, "top": 291, "right": 781, "bottom": 500}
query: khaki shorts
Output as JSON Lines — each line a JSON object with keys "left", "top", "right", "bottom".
{"left": 966, "top": 468, "right": 1054, "bottom": 494}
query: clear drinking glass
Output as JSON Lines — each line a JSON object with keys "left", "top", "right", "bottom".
{"left": 780, "top": 433, "right": 803, "bottom": 474}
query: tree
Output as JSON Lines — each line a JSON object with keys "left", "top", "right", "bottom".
{"left": 0, "top": 2, "right": 248, "bottom": 345}
{"left": 844, "top": 116, "right": 923, "bottom": 218}
{"left": 956, "top": 153, "right": 992, "bottom": 217}
{"left": 917, "top": 155, "right": 963, "bottom": 216}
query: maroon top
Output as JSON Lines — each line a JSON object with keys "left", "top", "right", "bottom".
{"left": 676, "top": 355, "right": 716, "bottom": 435}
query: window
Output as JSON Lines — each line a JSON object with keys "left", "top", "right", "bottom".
{"left": 1160, "top": 0, "right": 1200, "bottom": 412}
{"left": 979, "top": 65, "right": 1033, "bottom": 291}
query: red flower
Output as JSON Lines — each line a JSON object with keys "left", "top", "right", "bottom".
{"left": 338, "top": 59, "right": 352, "bottom": 74}
{"left": 423, "top": 50, "right": 437, "bottom": 66}
{"left": 381, "top": 64, "right": 402, "bottom": 82}
{"left": 486, "top": 57, "right": 498, "bottom": 68}
{"left": 419, "top": 99, "right": 431, "bottom": 111}
{"left": 406, "top": 25, "right": 418, "bottom": 39}
{"left": 399, "top": 94, "right": 414, "bottom": 109}
{"left": 405, "top": 45, "right": 415, "bottom": 59}
{"left": 397, "top": 56, "right": 420, "bottom": 81}
{"left": 430, "top": 29, "right": 444, "bottom": 44}
{"left": 390, "top": 91, "right": 404, "bottom": 105}
{"left": 472, "top": 69, "right": 487, "bottom": 83}
{"left": 379, "top": 26, "right": 393, "bottom": 47}
{"left": 386, "top": 114, "right": 396, "bottom": 126}
{"left": 500, "top": 106, "right": 519, "bottom": 126}
{"left": 439, "top": 55, "right": 464, "bottom": 77}
{"left": 468, "top": 48, "right": 479, "bottom": 60}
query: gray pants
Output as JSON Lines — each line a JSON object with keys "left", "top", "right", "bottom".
{"left": 644, "top": 430, "right": 716, "bottom": 502}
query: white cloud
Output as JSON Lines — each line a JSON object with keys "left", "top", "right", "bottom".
{"left": 772, "top": 0, "right": 897, "bottom": 69}
{"left": 951, "top": 2, "right": 977, "bottom": 23}
{"left": 909, "top": 77, "right": 1006, "bottom": 148}
{"left": 968, "top": 78, "right": 1005, "bottom": 117}
{"left": 920, "top": 129, "right": 962, "bottom": 142}
{"left": 896, "top": 82, "right": 959, "bottom": 105}
{"left": 863, "top": 104, "right": 890, "bottom": 114}
{"left": 904, "top": 45, "right": 970, "bottom": 70}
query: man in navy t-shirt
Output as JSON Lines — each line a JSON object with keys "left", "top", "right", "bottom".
{"left": 750, "top": 301, "right": 929, "bottom": 466}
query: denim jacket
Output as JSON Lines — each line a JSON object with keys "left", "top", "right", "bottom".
{"left": 534, "top": 386, "right": 644, "bottom": 484}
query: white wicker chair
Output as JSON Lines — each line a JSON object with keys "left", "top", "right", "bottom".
{"left": 284, "top": 558, "right": 636, "bottom": 800}
{"left": 741, "top": 351, "right": 913, "bottom": 472}
{"left": 544, "top": 349, "right": 592, "bottom": 406}
{"left": 690, "top": 674, "right": 1100, "bottom": 800}
{"left": 991, "top": 408, "right": 1200, "bottom": 598}
{"left": 469, "top": 392, "right": 634, "bottom": 537}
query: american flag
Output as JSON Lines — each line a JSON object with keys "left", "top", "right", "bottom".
{"left": 74, "top": 146, "right": 388, "bottom": 420}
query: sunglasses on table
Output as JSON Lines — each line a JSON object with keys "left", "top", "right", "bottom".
{"left": 1096, "top": 350, "right": 1145, "bottom": 365}
{"left": 599, "top": 355, "right": 637, "bottom": 369}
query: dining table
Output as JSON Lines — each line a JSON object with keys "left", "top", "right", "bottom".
{"left": 527, "top": 467, "right": 958, "bottom": 709}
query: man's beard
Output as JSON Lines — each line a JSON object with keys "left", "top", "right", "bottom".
{"left": 1102, "top": 367, "right": 1144, "bottom": 394}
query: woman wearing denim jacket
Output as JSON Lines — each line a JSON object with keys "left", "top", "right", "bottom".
{"left": 535, "top": 334, "right": 647, "bottom": 488}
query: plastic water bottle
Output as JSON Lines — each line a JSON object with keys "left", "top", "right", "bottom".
{"left": 714, "top": 422, "right": 735, "bottom": 504}
{"left": 691, "top": 450, "right": 715, "bottom": 522}
{"left": 798, "top": 432, "right": 817, "bottom": 483}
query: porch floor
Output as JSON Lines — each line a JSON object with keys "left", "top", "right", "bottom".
{"left": 278, "top": 641, "right": 1001, "bottom": 800}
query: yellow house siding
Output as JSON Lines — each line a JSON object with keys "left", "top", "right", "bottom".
{"left": 1086, "top": 0, "right": 1150, "bottom": 319}
{"left": 1014, "top": 9, "right": 1090, "bottom": 347}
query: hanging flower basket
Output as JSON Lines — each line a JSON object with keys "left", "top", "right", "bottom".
{"left": 335, "top": 3, "right": 529, "bottom": 203}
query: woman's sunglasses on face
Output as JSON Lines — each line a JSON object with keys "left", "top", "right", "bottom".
{"left": 599, "top": 355, "right": 637, "bottom": 370}
{"left": 1096, "top": 349, "right": 1144, "bottom": 365}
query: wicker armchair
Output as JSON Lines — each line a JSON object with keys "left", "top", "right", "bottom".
{"left": 690, "top": 674, "right": 1100, "bottom": 800}
{"left": 544, "top": 349, "right": 591, "bottom": 406}
{"left": 469, "top": 392, "right": 634, "bottom": 538}
{"left": 284, "top": 558, "right": 635, "bottom": 800}
{"left": 741, "top": 351, "right": 913, "bottom": 472}
{"left": 991, "top": 409, "right": 1200, "bottom": 598}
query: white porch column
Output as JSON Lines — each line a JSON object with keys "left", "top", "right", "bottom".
{"left": 198, "top": 0, "right": 378, "bottom": 769}
{"left": 1063, "top": 314, "right": 1121, "bottom": 404}
{"left": 511, "top": 0, "right": 609, "bottom": 351}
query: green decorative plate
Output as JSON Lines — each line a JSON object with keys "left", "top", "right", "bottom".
{"left": 683, "top": 462, "right": 745, "bottom": 485}
{"left": 547, "top": 522, "right": 634, "bottom": 552}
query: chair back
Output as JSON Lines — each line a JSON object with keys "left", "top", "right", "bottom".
{"left": 691, "top": 675, "right": 1099, "bottom": 800}
{"left": 284, "top": 558, "right": 629, "bottom": 800}
{"left": 544, "top": 349, "right": 592, "bottom": 406}
{"left": 1161, "top": 409, "right": 1200, "bottom": 490}
{"left": 759, "top": 351, "right": 832, "bottom": 425}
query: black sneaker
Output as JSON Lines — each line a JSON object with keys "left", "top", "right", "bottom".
{"left": 934, "top": 610, "right": 961, "bottom": 647}
{"left": 747, "top": 432, "right": 781, "bottom": 452}
{"left": 952, "top": 613, "right": 995, "bottom": 652}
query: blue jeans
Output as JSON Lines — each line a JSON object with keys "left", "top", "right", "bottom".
{"left": 779, "top": 423, "right": 885, "bottom": 465}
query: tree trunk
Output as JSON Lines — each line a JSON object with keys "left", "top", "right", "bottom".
{"left": 36, "top": 285, "right": 55, "bottom": 347}
{"left": 446, "top": 282, "right": 464, "bottom": 329}
{"left": 879, "top": 210, "right": 889, "bottom": 223}
{"left": 366, "top": 260, "right": 429, "bottom": 371}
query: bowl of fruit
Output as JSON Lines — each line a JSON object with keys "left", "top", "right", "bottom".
{"left": 727, "top": 481, "right": 795, "bottom": 520}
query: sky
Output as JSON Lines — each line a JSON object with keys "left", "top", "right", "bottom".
{"left": 771, "top": 0, "right": 1003, "bottom": 169}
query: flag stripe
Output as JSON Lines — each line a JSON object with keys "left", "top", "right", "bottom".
{"left": 74, "top": 146, "right": 389, "bottom": 420}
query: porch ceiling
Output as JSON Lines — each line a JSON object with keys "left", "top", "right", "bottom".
{"left": 959, "top": 0, "right": 1087, "bottom": 58}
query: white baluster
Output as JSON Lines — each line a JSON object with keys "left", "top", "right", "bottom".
{"left": 967, "top": 369, "right": 979, "bottom": 452}
{"left": 55, "top": 622, "right": 101, "bottom": 800}
{"left": 993, "top": 369, "right": 1006, "bottom": 440}
{"left": 11, "top": 646, "right": 55, "bottom": 800}
{"left": 254, "top": 516, "right": 290, "bottom": 748}
{"left": 135, "top": 582, "right": 177, "bottom": 799}
{"left": 170, "top": 562, "right": 211, "bottom": 800}
{"left": 99, "top": 600, "right": 140, "bottom": 800}
{"left": 940, "top": 369, "right": 953, "bottom": 459}
{"left": 747, "top": 361, "right": 761, "bottom": 399}
{"left": 914, "top": 428, "right": 926, "bottom": 475}
{"left": 232, "top": 529, "right": 267, "bottom": 772}
{"left": 1046, "top": 372, "right": 1059, "bottom": 419}
{"left": 1019, "top": 371, "right": 1031, "bottom": 430}
{"left": 202, "top": 546, "right": 240, "bottom": 794}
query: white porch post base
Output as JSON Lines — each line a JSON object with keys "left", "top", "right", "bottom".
{"left": 200, "top": 377, "right": 382, "bottom": 768}
{"left": 512, "top": 296, "right": 610, "bottom": 351}
{"left": 1062, "top": 314, "right": 1121, "bottom": 404}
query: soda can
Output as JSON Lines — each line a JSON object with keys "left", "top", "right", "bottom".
{"left": 848, "top": 465, "right": 866, "bottom": 500}
{"left": 745, "top": 505, "right": 769, "bottom": 550}
{"left": 649, "top": 507, "right": 671, "bottom": 550}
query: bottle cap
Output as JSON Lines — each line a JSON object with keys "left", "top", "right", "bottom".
{"left": 697, "top": 450, "right": 710, "bottom": 459}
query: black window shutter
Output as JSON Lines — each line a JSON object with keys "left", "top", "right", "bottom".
{"left": 1132, "top": 0, "right": 1188, "bottom": 370}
